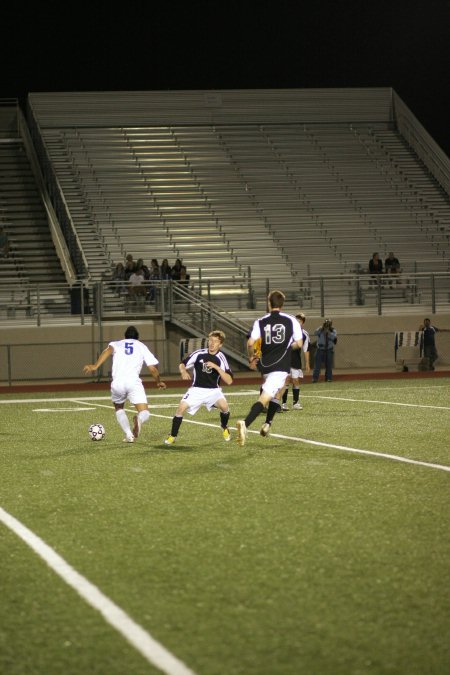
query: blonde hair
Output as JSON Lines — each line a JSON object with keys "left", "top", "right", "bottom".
{"left": 208, "top": 330, "right": 225, "bottom": 343}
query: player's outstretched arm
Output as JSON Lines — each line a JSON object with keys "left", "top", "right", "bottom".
{"left": 83, "top": 346, "right": 113, "bottom": 374}
{"left": 148, "top": 365, "right": 166, "bottom": 389}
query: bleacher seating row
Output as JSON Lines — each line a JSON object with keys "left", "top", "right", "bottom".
{"left": 2, "top": 89, "right": 449, "bottom": 322}
{"left": 36, "top": 123, "right": 449, "bottom": 295}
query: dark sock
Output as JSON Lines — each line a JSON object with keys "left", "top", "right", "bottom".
{"left": 220, "top": 411, "right": 230, "bottom": 429}
{"left": 282, "top": 389, "right": 288, "bottom": 404}
{"left": 245, "top": 402, "right": 265, "bottom": 427}
{"left": 170, "top": 415, "right": 183, "bottom": 437}
{"left": 293, "top": 387, "right": 300, "bottom": 404}
{"left": 265, "top": 399, "right": 281, "bottom": 425}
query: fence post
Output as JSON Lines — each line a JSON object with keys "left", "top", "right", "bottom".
{"left": 7, "top": 344, "right": 12, "bottom": 385}
{"left": 320, "top": 277, "right": 325, "bottom": 317}
{"left": 80, "top": 281, "right": 85, "bottom": 326}
{"left": 431, "top": 274, "right": 436, "bottom": 314}
{"left": 36, "top": 284, "right": 41, "bottom": 327}
{"left": 160, "top": 280, "right": 168, "bottom": 373}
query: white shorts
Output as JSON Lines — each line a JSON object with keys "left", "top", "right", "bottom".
{"left": 261, "top": 371, "right": 289, "bottom": 398}
{"left": 181, "top": 387, "right": 227, "bottom": 415}
{"left": 290, "top": 368, "right": 304, "bottom": 380}
{"left": 111, "top": 380, "right": 147, "bottom": 405}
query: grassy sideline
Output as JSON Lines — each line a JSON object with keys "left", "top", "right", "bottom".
{"left": 1, "top": 378, "right": 449, "bottom": 674}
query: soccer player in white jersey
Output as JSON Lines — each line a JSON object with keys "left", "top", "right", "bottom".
{"left": 164, "top": 330, "right": 233, "bottom": 445}
{"left": 83, "top": 325, "right": 166, "bottom": 442}
{"left": 236, "top": 290, "right": 303, "bottom": 446}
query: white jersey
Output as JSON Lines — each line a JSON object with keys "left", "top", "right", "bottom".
{"left": 109, "top": 339, "right": 158, "bottom": 384}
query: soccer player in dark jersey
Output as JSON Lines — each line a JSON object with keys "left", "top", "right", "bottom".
{"left": 281, "top": 313, "right": 310, "bottom": 410}
{"left": 164, "top": 330, "right": 233, "bottom": 445}
{"left": 236, "top": 290, "right": 303, "bottom": 446}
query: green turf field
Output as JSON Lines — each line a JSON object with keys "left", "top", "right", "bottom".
{"left": 1, "top": 378, "right": 449, "bottom": 675}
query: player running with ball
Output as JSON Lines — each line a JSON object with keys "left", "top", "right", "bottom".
{"left": 83, "top": 325, "right": 166, "bottom": 443}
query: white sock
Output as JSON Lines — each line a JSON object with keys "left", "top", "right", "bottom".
{"left": 116, "top": 409, "right": 132, "bottom": 437}
{"left": 138, "top": 410, "right": 150, "bottom": 425}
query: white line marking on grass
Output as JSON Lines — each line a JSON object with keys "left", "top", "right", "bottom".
{"left": 0, "top": 506, "right": 196, "bottom": 675}
{"left": 33, "top": 407, "right": 97, "bottom": 412}
{"left": 9, "top": 392, "right": 450, "bottom": 473}
{"left": 0, "top": 390, "right": 258, "bottom": 405}
{"left": 259, "top": 431, "right": 450, "bottom": 473}
{"left": 302, "top": 394, "right": 450, "bottom": 411}
{"left": 75, "top": 401, "right": 450, "bottom": 473}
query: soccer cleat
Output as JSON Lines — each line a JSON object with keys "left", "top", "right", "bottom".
{"left": 260, "top": 423, "right": 271, "bottom": 437}
{"left": 222, "top": 428, "right": 231, "bottom": 442}
{"left": 281, "top": 403, "right": 288, "bottom": 411}
{"left": 132, "top": 414, "right": 142, "bottom": 439}
{"left": 292, "top": 402, "right": 303, "bottom": 410}
{"left": 123, "top": 436, "right": 134, "bottom": 443}
{"left": 164, "top": 435, "right": 176, "bottom": 446}
{"left": 236, "top": 420, "right": 247, "bottom": 447}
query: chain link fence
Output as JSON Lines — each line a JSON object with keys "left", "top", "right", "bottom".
{"left": 1, "top": 333, "right": 449, "bottom": 385}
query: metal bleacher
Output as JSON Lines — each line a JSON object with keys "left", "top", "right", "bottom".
{"left": 25, "top": 89, "right": 449, "bottom": 317}
{"left": 0, "top": 137, "right": 69, "bottom": 318}
{"left": 40, "top": 125, "right": 295, "bottom": 295}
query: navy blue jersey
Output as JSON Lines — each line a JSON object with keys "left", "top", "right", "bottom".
{"left": 290, "top": 329, "right": 309, "bottom": 368}
{"left": 423, "top": 325, "right": 438, "bottom": 347}
{"left": 183, "top": 349, "right": 232, "bottom": 388}
{"left": 250, "top": 311, "right": 303, "bottom": 374}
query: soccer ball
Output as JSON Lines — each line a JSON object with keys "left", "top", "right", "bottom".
{"left": 89, "top": 423, "right": 105, "bottom": 441}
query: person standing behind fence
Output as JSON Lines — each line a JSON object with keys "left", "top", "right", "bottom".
{"left": 312, "top": 319, "right": 337, "bottom": 383}
{"left": 419, "top": 318, "right": 449, "bottom": 370}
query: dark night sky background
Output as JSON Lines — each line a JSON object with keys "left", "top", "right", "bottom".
{"left": 2, "top": 0, "right": 449, "bottom": 155}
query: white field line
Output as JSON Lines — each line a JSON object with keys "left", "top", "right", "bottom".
{"left": 2, "top": 386, "right": 450, "bottom": 411}
{"left": 4, "top": 391, "right": 450, "bottom": 471}
{"left": 0, "top": 390, "right": 258, "bottom": 405}
{"left": 301, "top": 394, "right": 450, "bottom": 411}
{"left": 255, "top": 431, "right": 450, "bottom": 473}
{"left": 72, "top": 400, "right": 450, "bottom": 474}
{"left": 0, "top": 507, "right": 196, "bottom": 675}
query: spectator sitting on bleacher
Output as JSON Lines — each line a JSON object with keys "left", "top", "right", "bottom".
{"left": 124, "top": 253, "right": 136, "bottom": 280}
{"left": 148, "top": 259, "right": 161, "bottom": 302}
{"left": 0, "top": 227, "right": 10, "bottom": 258}
{"left": 385, "top": 251, "right": 401, "bottom": 286}
{"left": 171, "top": 258, "right": 182, "bottom": 281}
{"left": 136, "top": 258, "right": 151, "bottom": 281}
{"left": 111, "top": 262, "right": 127, "bottom": 296}
{"left": 128, "top": 267, "right": 147, "bottom": 301}
{"left": 160, "top": 258, "right": 172, "bottom": 280}
{"left": 368, "top": 252, "right": 383, "bottom": 285}
{"left": 178, "top": 265, "right": 190, "bottom": 287}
